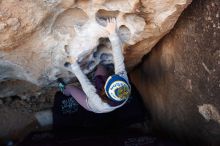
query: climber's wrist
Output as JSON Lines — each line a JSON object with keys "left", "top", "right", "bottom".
{"left": 109, "top": 32, "right": 119, "bottom": 42}
{"left": 70, "top": 61, "right": 80, "bottom": 71}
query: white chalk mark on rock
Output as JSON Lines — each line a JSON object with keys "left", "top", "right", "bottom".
{"left": 198, "top": 104, "right": 220, "bottom": 124}
{"left": 0, "top": 22, "right": 7, "bottom": 32}
{"left": 202, "top": 62, "right": 211, "bottom": 74}
{"left": 185, "top": 79, "right": 192, "bottom": 92}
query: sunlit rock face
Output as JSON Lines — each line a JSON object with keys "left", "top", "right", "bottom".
{"left": 0, "top": 0, "right": 191, "bottom": 97}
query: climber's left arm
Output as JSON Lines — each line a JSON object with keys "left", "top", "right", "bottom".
{"left": 106, "top": 18, "right": 129, "bottom": 82}
{"left": 69, "top": 61, "right": 120, "bottom": 113}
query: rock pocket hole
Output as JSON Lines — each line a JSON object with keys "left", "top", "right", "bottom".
{"left": 95, "top": 9, "right": 119, "bottom": 26}
{"left": 64, "top": 45, "right": 70, "bottom": 54}
{"left": 118, "top": 25, "right": 131, "bottom": 43}
{"left": 53, "top": 7, "right": 89, "bottom": 30}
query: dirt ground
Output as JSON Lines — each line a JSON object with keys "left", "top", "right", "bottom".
{"left": 0, "top": 88, "right": 56, "bottom": 139}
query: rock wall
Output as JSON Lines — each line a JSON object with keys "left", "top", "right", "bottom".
{"left": 0, "top": 0, "right": 191, "bottom": 97}
{"left": 130, "top": 0, "right": 220, "bottom": 145}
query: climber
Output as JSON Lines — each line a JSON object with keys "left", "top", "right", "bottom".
{"left": 60, "top": 18, "right": 131, "bottom": 113}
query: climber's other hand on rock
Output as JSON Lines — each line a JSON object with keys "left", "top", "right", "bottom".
{"left": 66, "top": 55, "right": 78, "bottom": 65}
{"left": 65, "top": 56, "right": 81, "bottom": 72}
{"left": 64, "top": 45, "right": 79, "bottom": 65}
{"left": 64, "top": 56, "right": 77, "bottom": 71}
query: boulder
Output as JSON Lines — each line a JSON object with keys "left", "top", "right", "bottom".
{"left": 130, "top": 0, "right": 220, "bottom": 144}
{"left": 0, "top": 0, "right": 191, "bottom": 97}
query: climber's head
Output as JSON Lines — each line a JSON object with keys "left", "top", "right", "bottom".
{"left": 104, "top": 75, "right": 131, "bottom": 103}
